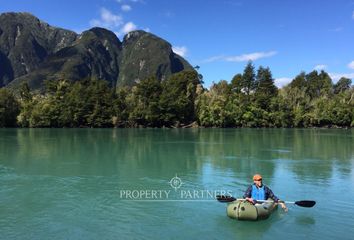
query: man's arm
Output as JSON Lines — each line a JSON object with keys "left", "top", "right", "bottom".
{"left": 265, "top": 186, "right": 288, "bottom": 211}
{"left": 243, "top": 185, "right": 252, "bottom": 199}
{"left": 265, "top": 186, "right": 279, "bottom": 202}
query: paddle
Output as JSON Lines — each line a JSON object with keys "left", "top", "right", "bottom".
{"left": 279, "top": 200, "right": 316, "bottom": 208}
{"left": 216, "top": 195, "right": 236, "bottom": 203}
{"left": 216, "top": 195, "right": 316, "bottom": 208}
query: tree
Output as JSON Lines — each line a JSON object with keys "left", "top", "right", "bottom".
{"left": 280, "top": 85, "right": 310, "bottom": 127}
{"left": 289, "top": 72, "right": 306, "bottom": 90}
{"left": 85, "top": 80, "right": 115, "bottom": 127}
{"left": 255, "top": 66, "right": 277, "bottom": 110}
{"left": 210, "top": 80, "right": 231, "bottom": 96}
{"left": 201, "top": 81, "right": 233, "bottom": 127}
{"left": 269, "top": 95, "right": 294, "bottom": 127}
{"left": 19, "top": 82, "right": 32, "bottom": 102}
{"left": 230, "top": 73, "right": 243, "bottom": 93}
{"left": 38, "top": 79, "right": 116, "bottom": 127}
{"left": 241, "top": 61, "right": 256, "bottom": 96}
{"left": 159, "top": 70, "right": 201, "bottom": 126}
{"left": 306, "top": 70, "right": 333, "bottom": 99}
{"left": 0, "top": 88, "right": 20, "bottom": 127}
{"left": 60, "top": 81, "right": 87, "bottom": 127}
{"left": 318, "top": 70, "right": 333, "bottom": 96}
{"left": 113, "top": 87, "right": 130, "bottom": 127}
{"left": 29, "top": 98, "right": 58, "bottom": 127}
{"left": 17, "top": 82, "right": 34, "bottom": 127}
{"left": 334, "top": 77, "right": 351, "bottom": 94}
{"left": 129, "top": 76, "right": 162, "bottom": 127}
{"left": 193, "top": 65, "right": 204, "bottom": 84}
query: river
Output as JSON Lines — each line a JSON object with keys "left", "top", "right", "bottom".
{"left": 0, "top": 129, "right": 353, "bottom": 239}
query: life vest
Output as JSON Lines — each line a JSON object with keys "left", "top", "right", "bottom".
{"left": 251, "top": 184, "right": 265, "bottom": 200}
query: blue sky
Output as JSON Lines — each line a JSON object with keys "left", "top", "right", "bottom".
{"left": 1, "top": 0, "right": 354, "bottom": 88}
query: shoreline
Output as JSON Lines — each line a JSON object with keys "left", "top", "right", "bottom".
{"left": 1, "top": 125, "right": 352, "bottom": 129}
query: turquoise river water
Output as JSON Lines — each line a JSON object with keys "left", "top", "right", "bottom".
{"left": 0, "top": 129, "right": 353, "bottom": 239}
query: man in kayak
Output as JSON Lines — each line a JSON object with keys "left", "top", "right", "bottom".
{"left": 244, "top": 174, "right": 288, "bottom": 212}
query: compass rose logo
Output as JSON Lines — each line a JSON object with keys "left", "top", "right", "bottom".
{"left": 169, "top": 174, "right": 183, "bottom": 191}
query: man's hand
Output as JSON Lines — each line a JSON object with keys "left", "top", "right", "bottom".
{"left": 246, "top": 197, "right": 255, "bottom": 204}
{"left": 279, "top": 202, "right": 288, "bottom": 212}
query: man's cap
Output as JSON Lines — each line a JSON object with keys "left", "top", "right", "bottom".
{"left": 253, "top": 174, "right": 262, "bottom": 181}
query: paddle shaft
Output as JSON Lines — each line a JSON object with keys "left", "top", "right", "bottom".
{"left": 255, "top": 199, "right": 315, "bottom": 207}
{"left": 227, "top": 198, "right": 287, "bottom": 202}
{"left": 249, "top": 199, "right": 295, "bottom": 204}
{"left": 216, "top": 195, "right": 316, "bottom": 207}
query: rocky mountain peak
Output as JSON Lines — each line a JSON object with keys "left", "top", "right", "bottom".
{"left": 1, "top": 12, "right": 193, "bottom": 90}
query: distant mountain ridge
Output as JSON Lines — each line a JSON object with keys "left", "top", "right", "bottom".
{"left": 0, "top": 12, "right": 193, "bottom": 90}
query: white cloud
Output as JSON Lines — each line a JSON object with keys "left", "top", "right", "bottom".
{"left": 352, "top": 10, "right": 354, "bottom": 19}
{"left": 120, "top": 21, "right": 137, "bottom": 34}
{"left": 121, "top": 4, "right": 132, "bottom": 11}
{"left": 89, "top": 19, "right": 101, "bottom": 27}
{"left": 329, "top": 72, "right": 354, "bottom": 82}
{"left": 172, "top": 46, "right": 188, "bottom": 57}
{"left": 90, "top": 7, "right": 145, "bottom": 39}
{"left": 348, "top": 61, "right": 354, "bottom": 69}
{"left": 314, "top": 64, "right": 327, "bottom": 71}
{"left": 274, "top": 77, "right": 293, "bottom": 88}
{"left": 100, "top": 8, "right": 122, "bottom": 26}
{"left": 203, "top": 51, "right": 277, "bottom": 63}
{"left": 203, "top": 55, "right": 225, "bottom": 63}
{"left": 225, "top": 51, "right": 277, "bottom": 62}
{"left": 90, "top": 8, "right": 123, "bottom": 29}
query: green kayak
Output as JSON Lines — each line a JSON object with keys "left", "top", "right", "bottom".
{"left": 226, "top": 199, "right": 278, "bottom": 221}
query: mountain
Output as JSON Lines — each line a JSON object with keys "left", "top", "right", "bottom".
{"left": 117, "top": 30, "right": 192, "bottom": 87}
{"left": 8, "top": 27, "right": 122, "bottom": 89}
{"left": 0, "top": 12, "right": 77, "bottom": 87}
{"left": 0, "top": 12, "right": 194, "bottom": 90}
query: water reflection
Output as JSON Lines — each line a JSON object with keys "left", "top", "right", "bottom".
{"left": 295, "top": 215, "right": 316, "bottom": 225}
{"left": 0, "top": 128, "right": 353, "bottom": 182}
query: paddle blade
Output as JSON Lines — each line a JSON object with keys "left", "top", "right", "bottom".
{"left": 295, "top": 200, "right": 316, "bottom": 208}
{"left": 216, "top": 195, "right": 236, "bottom": 203}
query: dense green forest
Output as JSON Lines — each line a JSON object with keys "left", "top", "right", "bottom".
{"left": 0, "top": 62, "right": 353, "bottom": 128}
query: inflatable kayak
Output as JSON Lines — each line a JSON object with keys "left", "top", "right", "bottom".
{"left": 226, "top": 199, "right": 278, "bottom": 221}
